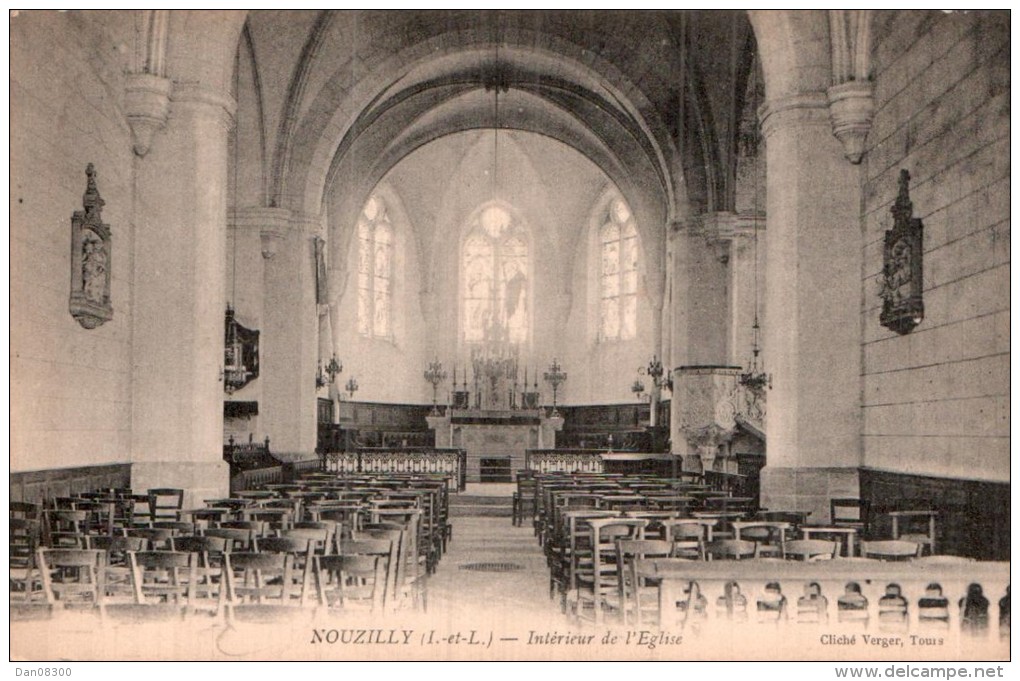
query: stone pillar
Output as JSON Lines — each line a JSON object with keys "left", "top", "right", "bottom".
{"left": 130, "top": 84, "right": 234, "bottom": 509}
{"left": 668, "top": 216, "right": 732, "bottom": 457}
{"left": 673, "top": 366, "right": 741, "bottom": 473}
{"left": 260, "top": 211, "right": 321, "bottom": 458}
{"left": 700, "top": 212, "right": 766, "bottom": 367}
{"left": 758, "top": 92, "right": 863, "bottom": 521}
{"left": 221, "top": 208, "right": 269, "bottom": 441}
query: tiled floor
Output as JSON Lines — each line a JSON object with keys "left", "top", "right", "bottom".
{"left": 427, "top": 516, "right": 563, "bottom": 626}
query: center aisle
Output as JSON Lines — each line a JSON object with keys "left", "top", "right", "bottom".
{"left": 427, "top": 516, "right": 566, "bottom": 629}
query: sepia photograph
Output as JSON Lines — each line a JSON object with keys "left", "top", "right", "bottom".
{"left": 8, "top": 8, "right": 1011, "bottom": 666}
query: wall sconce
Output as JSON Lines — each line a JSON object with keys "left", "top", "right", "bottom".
{"left": 345, "top": 376, "right": 359, "bottom": 400}
{"left": 316, "top": 354, "right": 343, "bottom": 389}
{"left": 630, "top": 378, "right": 646, "bottom": 400}
{"left": 639, "top": 355, "right": 672, "bottom": 392}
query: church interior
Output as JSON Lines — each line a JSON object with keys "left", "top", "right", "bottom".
{"left": 9, "top": 10, "right": 1010, "bottom": 660}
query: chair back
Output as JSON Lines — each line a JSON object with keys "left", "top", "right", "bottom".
{"left": 705, "top": 539, "right": 759, "bottom": 560}
{"left": 223, "top": 552, "right": 308, "bottom": 616}
{"left": 125, "top": 527, "right": 174, "bottom": 550}
{"left": 861, "top": 539, "right": 922, "bottom": 561}
{"left": 831, "top": 497, "right": 869, "bottom": 531}
{"left": 11, "top": 501, "right": 40, "bottom": 520}
{"left": 203, "top": 527, "right": 257, "bottom": 552}
{"left": 783, "top": 538, "right": 839, "bottom": 561}
{"left": 36, "top": 548, "right": 106, "bottom": 609}
{"left": 128, "top": 550, "right": 195, "bottom": 605}
{"left": 148, "top": 488, "right": 184, "bottom": 522}
{"left": 313, "top": 554, "right": 386, "bottom": 612}
{"left": 172, "top": 535, "right": 230, "bottom": 567}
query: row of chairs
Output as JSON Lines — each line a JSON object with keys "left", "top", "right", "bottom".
{"left": 11, "top": 474, "right": 455, "bottom": 618}
{"left": 551, "top": 514, "right": 937, "bottom": 626}
{"left": 21, "top": 542, "right": 399, "bottom": 621}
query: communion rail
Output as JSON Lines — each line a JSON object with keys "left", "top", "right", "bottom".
{"left": 321, "top": 447, "right": 467, "bottom": 491}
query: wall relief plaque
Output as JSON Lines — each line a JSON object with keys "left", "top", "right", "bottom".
{"left": 879, "top": 169, "right": 924, "bottom": 335}
{"left": 69, "top": 164, "right": 113, "bottom": 329}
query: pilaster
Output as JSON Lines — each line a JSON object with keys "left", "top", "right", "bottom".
{"left": 757, "top": 91, "right": 863, "bottom": 519}
{"left": 130, "top": 83, "right": 236, "bottom": 508}
{"left": 260, "top": 212, "right": 322, "bottom": 458}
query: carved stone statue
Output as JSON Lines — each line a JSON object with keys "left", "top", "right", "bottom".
{"left": 69, "top": 164, "right": 113, "bottom": 329}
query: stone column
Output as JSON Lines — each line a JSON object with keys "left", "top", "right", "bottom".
{"left": 758, "top": 92, "right": 863, "bottom": 521}
{"left": 699, "top": 212, "right": 766, "bottom": 367}
{"left": 260, "top": 211, "right": 321, "bottom": 459}
{"left": 130, "top": 84, "right": 234, "bottom": 509}
{"left": 673, "top": 366, "right": 741, "bottom": 473}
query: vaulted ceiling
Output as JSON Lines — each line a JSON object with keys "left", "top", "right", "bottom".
{"left": 231, "top": 9, "right": 760, "bottom": 285}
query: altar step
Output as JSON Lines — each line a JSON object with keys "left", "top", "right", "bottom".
{"left": 449, "top": 493, "right": 514, "bottom": 518}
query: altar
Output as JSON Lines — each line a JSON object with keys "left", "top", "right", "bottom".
{"left": 427, "top": 408, "right": 563, "bottom": 482}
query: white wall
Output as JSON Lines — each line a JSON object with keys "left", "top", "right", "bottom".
{"left": 860, "top": 10, "right": 1009, "bottom": 481}
{"left": 11, "top": 11, "right": 136, "bottom": 472}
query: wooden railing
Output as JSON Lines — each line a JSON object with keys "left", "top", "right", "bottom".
{"left": 322, "top": 447, "right": 467, "bottom": 491}
{"left": 526, "top": 449, "right": 676, "bottom": 475}
{"left": 638, "top": 557, "right": 1009, "bottom": 651}
{"left": 526, "top": 449, "right": 605, "bottom": 473}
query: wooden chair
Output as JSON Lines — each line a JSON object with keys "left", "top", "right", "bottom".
{"left": 10, "top": 518, "right": 42, "bottom": 601}
{"left": 783, "top": 539, "right": 839, "bottom": 561}
{"left": 172, "top": 535, "right": 230, "bottom": 567}
{"left": 887, "top": 509, "right": 937, "bottom": 556}
{"left": 10, "top": 501, "right": 40, "bottom": 521}
{"left": 163, "top": 540, "right": 227, "bottom": 616}
{"left": 152, "top": 520, "right": 196, "bottom": 535}
{"left": 283, "top": 524, "right": 334, "bottom": 555}
{"left": 733, "top": 521, "right": 790, "bottom": 557}
{"left": 573, "top": 518, "right": 647, "bottom": 625}
{"left": 42, "top": 510, "right": 89, "bottom": 548}
{"left": 128, "top": 550, "right": 194, "bottom": 606}
{"left": 616, "top": 538, "right": 674, "bottom": 626}
{"left": 336, "top": 536, "right": 400, "bottom": 611}
{"left": 313, "top": 554, "right": 386, "bottom": 614}
{"left": 125, "top": 527, "right": 174, "bottom": 550}
{"left": 861, "top": 539, "right": 922, "bottom": 561}
{"left": 123, "top": 494, "right": 155, "bottom": 528}
{"left": 241, "top": 507, "right": 293, "bottom": 531}
{"left": 830, "top": 497, "right": 869, "bottom": 535}
{"left": 704, "top": 539, "right": 759, "bottom": 561}
{"left": 548, "top": 510, "right": 617, "bottom": 606}
{"left": 36, "top": 548, "right": 106, "bottom": 613}
{"left": 512, "top": 472, "right": 537, "bottom": 528}
{"left": 148, "top": 488, "right": 184, "bottom": 523}
{"left": 253, "top": 536, "right": 315, "bottom": 606}
{"left": 223, "top": 552, "right": 308, "bottom": 622}
{"left": 662, "top": 521, "right": 707, "bottom": 561}
{"left": 203, "top": 527, "right": 257, "bottom": 552}
{"left": 86, "top": 535, "right": 147, "bottom": 602}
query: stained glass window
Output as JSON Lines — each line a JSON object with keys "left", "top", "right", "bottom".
{"left": 462, "top": 205, "right": 528, "bottom": 345}
{"left": 356, "top": 195, "right": 393, "bottom": 339}
{"left": 600, "top": 198, "right": 639, "bottom": 341}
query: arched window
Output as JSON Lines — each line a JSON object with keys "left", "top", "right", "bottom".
{"left": 599, "top": 198, "right": 638, "bottom": 341}
{"left": 356, "top": 195, "right": 393, "bottom": 339}
{"left": 462, "top": 205, "right": 528, "bottom": 345}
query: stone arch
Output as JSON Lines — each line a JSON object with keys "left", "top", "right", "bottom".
{"left": 746, "top": 10, "right": 831, "bottom": 101}
{"left": 165, "top": 10, "right": 247, "bottom": 97}
{"left": 278, "top": 27, "right": 683, "bottom": 226}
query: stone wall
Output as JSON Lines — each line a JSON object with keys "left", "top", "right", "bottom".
{"left": 10, "top": 11, "right": 135, "bottom": 472}
{"left": 860, "top": 10, "right": 1009, "bottom": 482}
